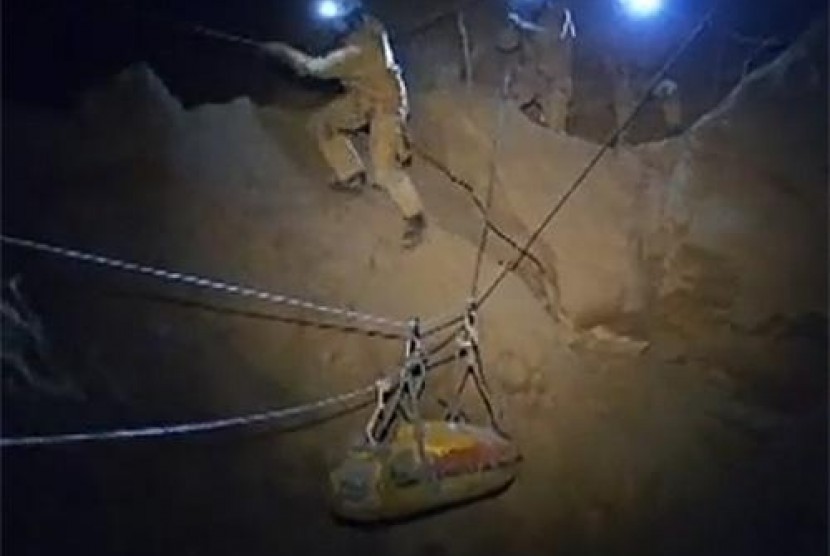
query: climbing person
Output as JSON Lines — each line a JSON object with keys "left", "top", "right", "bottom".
{"left": 607, "top": 55, "right": 637, "bottom": 145}
{"left": 653, "top": 77, "right": 683, "bottom": 136}
{"left": 605, "top": 0, "right": 684, "bottom": 144}
{"left": 263, "top": 0, "right": 427, "bottom": 249}
{"left": 608, "top": 57, "right": 683, "bottom": 144}
{"left": 496, "top": 0, "right": 576, "bottom": 131}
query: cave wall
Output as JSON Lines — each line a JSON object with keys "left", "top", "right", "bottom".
{"left": 411, "top": 20, "right": 827, "bottom": 369}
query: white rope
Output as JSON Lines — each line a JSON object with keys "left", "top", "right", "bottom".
{"left": 0, "top": 325, "right": 462, "bottom": 448}
{"left": 0, "top": 385, "right": 374, "bottom": 447}
{"left": 422, "top": 308, "right": 466, "bottom": 337}
{"left": 560, "top": 8, "right": 576, "bottom": 40}
{"left": 1, "top": 235, "right": 408, "bottom": 330}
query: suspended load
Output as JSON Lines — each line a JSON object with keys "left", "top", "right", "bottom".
{"left": 329, "top": 309, "right": 520, "bottom": 522}
{"left": 330, "top": 421, "right": 519, "bottom": 522}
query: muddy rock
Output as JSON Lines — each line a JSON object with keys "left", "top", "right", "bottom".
{"left": 412, "top": 20, "right": 827, "bottom": 360}
{"left": 412, "top": 87, "right": 653, "bottom": 330}
{"left": 647, "top": 21, "right": 828, "bottom": 347}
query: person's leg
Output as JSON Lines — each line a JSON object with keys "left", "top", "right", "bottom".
{"left": 613, "top": 72, "right": 637, "bottom": 145}
{"left": 538, "top": 43, "right": 573, "bottom": 132}
{"left": 662, "top": 94, "right": 683, "bottom": 136}
{"left": 540, "top": 80, "right": 571, "bottom": 132}
{"left": 308, "top": 94, "right": 367, "bottom": 187}
{"left": 369, "top": 112, "right": 427, "bottom": 247}
{"left": 513, "top": 65, "right": 546, "bottom": 126}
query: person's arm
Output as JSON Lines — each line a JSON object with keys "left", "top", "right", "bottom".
{"left": 653, "top": 79, "right": 678, "bottom": 99}
{"left": 507, "top": 11, "right": 546, "bottom": 33}
{"left": 262, "top": 42, "right": 360, "bottom": 79}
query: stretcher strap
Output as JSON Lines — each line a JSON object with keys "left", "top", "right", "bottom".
{"left": 446, "top": 303, "right": 507, "bottom": 437}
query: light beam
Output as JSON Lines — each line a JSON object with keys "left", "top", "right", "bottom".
{"left": 316, "top": 0, "right": 341, "bottom": 20}
{"left": 619, "top": 0, "right": 664, "bottom": 18}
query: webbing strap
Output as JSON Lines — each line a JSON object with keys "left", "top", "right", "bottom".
{"left": 365, "top": 319, "right": 429, "bottom": 445}
{"left": 446, "top": 303, "right": 506, "bottom": 436}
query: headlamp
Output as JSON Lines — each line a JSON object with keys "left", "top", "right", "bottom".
{"left": 316, "top": 0, "right": 342, "bottom": 20}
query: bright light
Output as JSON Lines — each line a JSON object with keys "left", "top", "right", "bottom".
{"left": 317, "top": 0, "right": 341, "bottom": 19}
{"left": 619, "top": 0, "right": 663, "bottom": 18}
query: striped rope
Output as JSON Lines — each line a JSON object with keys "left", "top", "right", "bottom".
{"left": 1, "top": 235, "right": 408, "bottom": 331}
{"left": 0, "top": 385, "right": 373, "bottom": 447}
{"left": 0, "top": 327, "right": 461, "bottom": 448}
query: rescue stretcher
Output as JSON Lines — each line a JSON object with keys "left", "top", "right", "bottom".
{"left": 330, "top": 421, "right": 520, "bottom": 522}
{"left": 329, "top": 305, "right": 520, "bottom": 522}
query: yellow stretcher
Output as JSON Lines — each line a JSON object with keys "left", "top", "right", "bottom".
{"left": 329, "top": 421, "right": 521, "bottom": 522}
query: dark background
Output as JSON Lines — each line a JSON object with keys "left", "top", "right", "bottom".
{"left": 3, "top": 0, "right": 826, "bottom": 108}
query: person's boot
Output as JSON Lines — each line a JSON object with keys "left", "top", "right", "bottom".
{"left": 329, "top": 171, "right": 367, "bottom": 193}
{"left": 402, "top": 213, "right": 427, "bottom": 249}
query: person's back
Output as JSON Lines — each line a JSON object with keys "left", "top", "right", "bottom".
{"left": 529, "top": 3, "right": 574, "bottom": 76}
{"left": 499, "top": 0, "right": 575, "bottom": 130}
{"left": 335, "top": 17, "right": 406, "bottom": 113}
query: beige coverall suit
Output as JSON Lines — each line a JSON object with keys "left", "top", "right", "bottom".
{"left": 274, "top": 18, "right": 424, "bottom": 220}
{"left": 610, "top": 62, "right": 683, "bottom": 142}
{"left": 654, "top": 78, "right": 682, "bottom": 134}
{"left": 499, "top": 3, "right": 575, "bottom": 131}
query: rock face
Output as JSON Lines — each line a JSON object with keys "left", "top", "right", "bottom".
{"left": 412, "top": 89, "right": 650, "bottom": 330}
{"left": 411, "top": 21, "right": 827, "bottom": 365}
{"left": 3, "top": 62, "right": 562, "bottom": 422}
{"left": 651, "top": 21, "right": 828, "bottom": 332}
